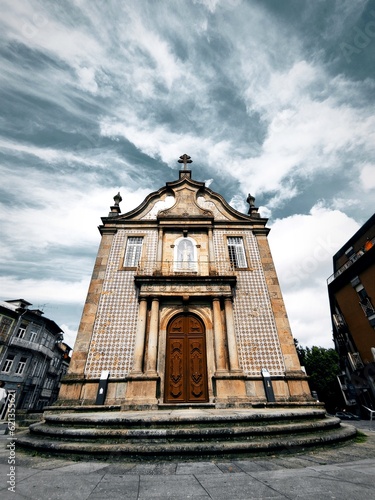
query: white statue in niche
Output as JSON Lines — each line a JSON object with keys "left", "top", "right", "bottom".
{"left": 175, "top": 238, "right": 196, "bottom": 271}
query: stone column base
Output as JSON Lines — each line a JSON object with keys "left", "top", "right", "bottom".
{"left": 213, "top": 372, "right": 247, "bottom": 404}
{"left": 123, "top": 374, "right": 160, "bottom": 410}
{"left": 57, "top": 379, "right": 98, "bottom": 405}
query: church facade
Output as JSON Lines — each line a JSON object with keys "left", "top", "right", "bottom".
{"left": 58, "top": 157, "right": 311, "bottom": 408}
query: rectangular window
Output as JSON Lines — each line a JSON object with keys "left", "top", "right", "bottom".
{"left": 16, "top": 324, "right": 27, "bottom": 339}
{"left": 15, "top": 357, "right": 28, "bottom": 375}
{"left": 34, "top": 363, "right": 44, "bottom": 377}
{"left": 2, "top": 355, "right": 15, "bottom": 373}
{"left": 44, "top": 378, "right": 53, "bottom": 389}
{"left": 350, "top": 276, "right": 361, "bottom": 287}
{"left": 124, "top": 237, "right": 143, "bottom": 267}
{"left": 355, "top": 284, "right": 375, "bottom": 317}
{"left": 31, "top": 361, "right": 38, "bottom": 376}
{"left": 355, "top": 283, "right": 365, "bottom": 298}
{"left": 359, "top": 298, "right": 375, "bottom": 317}
{"left": 41, "top": 330, "right": 48, "bottom": 347}
{"left": 29, "top": 329, "right": 38, "bottom": 342}
{"left": 0, "top": 317, "right": 12, "bottom": 340}
{"left": 227, "top": 237, "right": 247, "bottom": 269}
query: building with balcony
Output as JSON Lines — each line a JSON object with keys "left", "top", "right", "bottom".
{"left": 0, "top": 299, "right": 71, "bottom": 411}
{"left": 327, "top": 213, "right": 375, "bottom": 414}
{"left": 59, "top": 157, "right": 311, "bottom": 408}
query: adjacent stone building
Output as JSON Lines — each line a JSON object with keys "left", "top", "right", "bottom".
{"left": 327, "top": 213, "right": 375, "bottom": 413}
{"left": 0, "top": 299, "right": 71, "bottom": 412}
{"left": 59, "top": 157, "right": 311, "bottom": 408}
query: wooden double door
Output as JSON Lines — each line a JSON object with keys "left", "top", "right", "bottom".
{"left": 164, "top": 313, "right": 209, "bottom": 403}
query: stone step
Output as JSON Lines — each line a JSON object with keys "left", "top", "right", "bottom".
{"left": 41, "top": 407, "right": 328, "bottom": 429}
{"left": 15, "top": 412, "right": 44, "bottom": 428}
{"left": 16, "top": 407, "right": 357, "bottom": 459}
{"left": 44, "top": 405, "right": 122, "bottom": 413}
{"left": 16, "top": 425, "right": 356, "bottom": 458}
{"left": 156, "top": 403, "right": 216, "bottom": 410}
{"left": 28, "top": 416, "right": 340, "bottom": 441}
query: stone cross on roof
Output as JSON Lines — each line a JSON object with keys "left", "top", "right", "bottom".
{"left": 178, "top": 154, "right": 192, "bottom": 170}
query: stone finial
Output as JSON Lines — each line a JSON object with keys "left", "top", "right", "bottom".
{"left": 246, "top": 193, "right": 259, "bottom": 217}
{"left": 247, "top": 193, "right": 255, "bottom": 207}
{"left": 109, "top": 192, "right": 122, "bottom": 216}
{"left": 113, "top": 192, "right": 122, "bottom": 206}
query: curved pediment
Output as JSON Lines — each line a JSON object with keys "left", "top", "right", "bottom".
{"left": 104, "top": 171, "right": 255, "bottom": 224}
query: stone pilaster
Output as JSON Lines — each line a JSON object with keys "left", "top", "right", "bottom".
{"left": 146, "top": 298, "right": 159, "bottom": 374}
{"left": 131, "top": 298, "right": 148, "bottom": 374}
{"left": 213, "top": 297, "right": 226, "bottom": 372}
{"left": 156, "top": 228, "right": 163, "bottom": 272}
{"left": 208, "top": 228, "right": 216, "bottom": 274}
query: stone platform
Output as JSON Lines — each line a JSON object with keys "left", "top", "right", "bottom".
{"left": 16, "top": 404, "right": 356, "bottom": 459}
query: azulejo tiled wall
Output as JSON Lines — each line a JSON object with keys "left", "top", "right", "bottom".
{"left": 84, "top": 229, "right": 158, "bottom": 379}
{"left": 214, "top": 230, "right": 286, "bottom": 376}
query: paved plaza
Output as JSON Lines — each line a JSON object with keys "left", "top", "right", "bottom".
{"left": 0, "top": 420, "right": 374, "bottom": 499}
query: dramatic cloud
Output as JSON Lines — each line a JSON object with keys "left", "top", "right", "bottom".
{"left": 1, "top": 0, "right": 374, "bottom": 350}
{"left": 268, "top": 205, "right": 360, "bottom": 347}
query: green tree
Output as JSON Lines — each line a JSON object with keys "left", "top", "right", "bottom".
{"left": 294, "top": 338, "right": 306, "bottom": 366}
{"left": 294, "top": 339, "right": 342, "bottom": 413}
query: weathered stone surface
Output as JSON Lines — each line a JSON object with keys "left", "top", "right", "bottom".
{"left": 17, "top": 407, "right": 356, "bottom": 459}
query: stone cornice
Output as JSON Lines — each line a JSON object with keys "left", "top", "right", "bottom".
{"left": 97, "top": 226, "right": 118, "bottom": 235}
{"left": 135, "top": 274, "right": 236, "bottom": 298}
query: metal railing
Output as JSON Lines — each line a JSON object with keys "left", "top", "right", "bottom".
{"left": 327, "top": 236, "right": 375, "bottom": 284}
{"left": 0, "top": 392, "right": 13, "bottom": 421}
{"left": 359, "top": 298, "right": 375, "bottom": 317}
{"left": 348, "top": 352, "right": 364, "bottom": 371}
{"left": 135, "top": 260, "right": 237, "bottom": 276}
{"left": 332, "top": 313, "right": 346, "bottom": 332}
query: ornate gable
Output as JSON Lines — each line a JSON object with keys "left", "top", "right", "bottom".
{"left": 104, "top": 168, "right": 257, "bottom": 226}
{"left": 158, "top": 183, "right": 213, "bottom": 219}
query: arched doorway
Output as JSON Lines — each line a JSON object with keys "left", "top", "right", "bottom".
{"left": 164, "top": 313, "right": 209, "bottom": 403}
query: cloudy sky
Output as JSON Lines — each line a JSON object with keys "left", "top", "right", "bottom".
{"left": 0, "top": 0, "right": 374, "bottom": 349}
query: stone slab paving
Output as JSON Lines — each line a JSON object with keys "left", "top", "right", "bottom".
{"left": 0, "top": 421, "right": 374, "bottom": 499}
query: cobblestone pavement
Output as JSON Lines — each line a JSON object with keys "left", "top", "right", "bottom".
{"left": 0, "top": 421, "right": 374, "bottom": 499}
